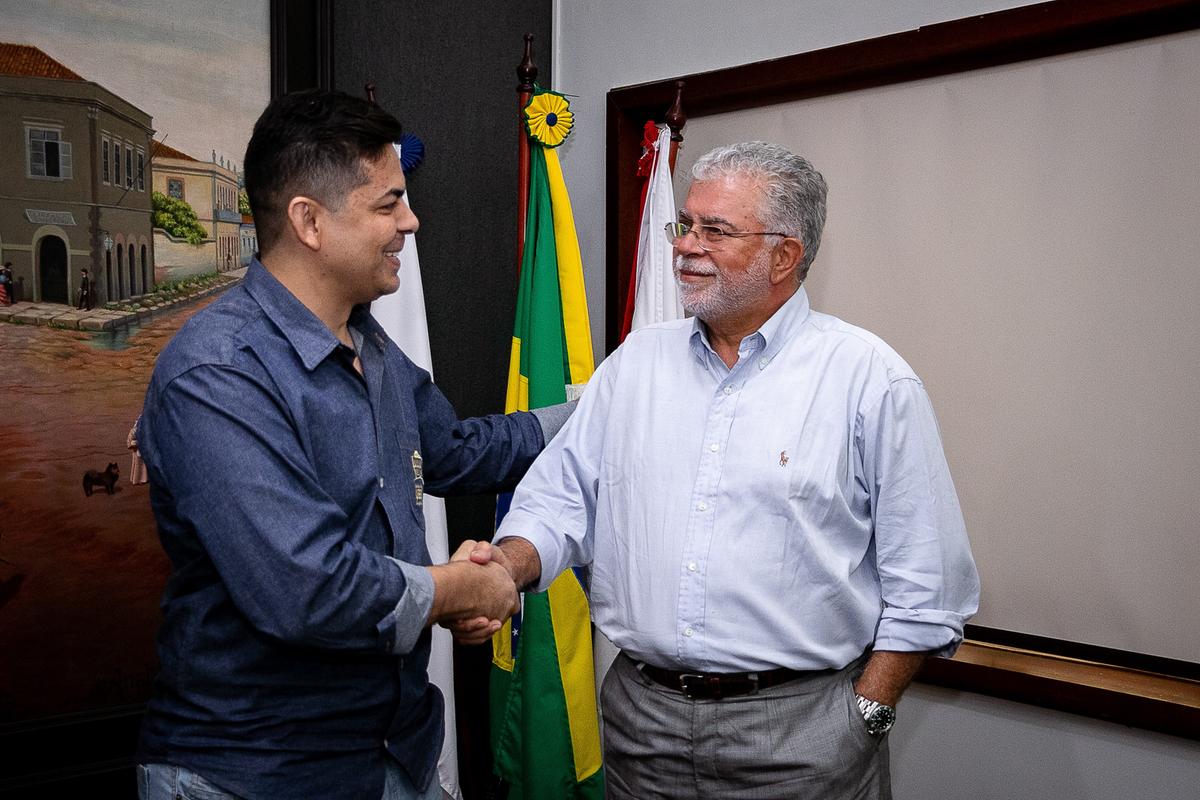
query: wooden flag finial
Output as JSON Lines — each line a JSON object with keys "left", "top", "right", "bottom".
{"left": 517, "top": 33, "right": 537, "bottom": 93}
{"left": 666, "top": 81, "right": 687, "bottom": 142}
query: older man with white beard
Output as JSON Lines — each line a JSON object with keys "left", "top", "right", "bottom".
{"left": 476, "top": 141, "right": 980, "bottom": 799}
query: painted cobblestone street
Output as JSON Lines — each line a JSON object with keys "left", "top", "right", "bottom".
{"left": 0, "top": 287, "right": 232, "bottom": 721}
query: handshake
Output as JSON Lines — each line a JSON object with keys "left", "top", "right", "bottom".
{"left": 427, "top": 538, "right": 538, "bottom": 645}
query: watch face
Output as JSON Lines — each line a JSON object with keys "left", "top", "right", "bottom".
{"left": 865, "top": 704, "right": 896, "bottom": 735}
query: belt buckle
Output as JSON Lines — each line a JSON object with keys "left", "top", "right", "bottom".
{"left": 678, "top": 673, "right": 707, "bottom": 699}
{"left": 677, "top": 672, "right": 760, "bottom": 700}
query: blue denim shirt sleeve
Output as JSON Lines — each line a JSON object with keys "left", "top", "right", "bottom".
{"left": 149, "top": 363, "right": 410, "bottom": 651}
{"left": 408, "top": 365, "right": 546, "bottom": 496}
{"left": 382, "top": 559, "right": 435, "bottom": 654}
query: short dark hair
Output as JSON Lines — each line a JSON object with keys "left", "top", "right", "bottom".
{"left": 243, "top": 90, "right": 402, "bottom": 255}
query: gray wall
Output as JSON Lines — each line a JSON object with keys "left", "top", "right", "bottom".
{"left": 553, "top": 1, "right": 1200, "bottom": 797}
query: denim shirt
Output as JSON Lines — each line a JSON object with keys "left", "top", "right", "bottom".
{"left": 136, "top": 260, "right": 544, "bottom": 799}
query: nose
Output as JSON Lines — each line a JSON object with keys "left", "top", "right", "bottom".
{"left": 397, "top": 202, "right": 419, "bottom": 234}
{"left": 673, "top": 227, "right": 706, "bottom": 256}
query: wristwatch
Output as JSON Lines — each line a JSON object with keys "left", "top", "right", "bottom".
{"left": 855, "top": 693, "right": 897, "bottom": 735}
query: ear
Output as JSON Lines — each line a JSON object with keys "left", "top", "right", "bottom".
{"left": 285, "top": 196, "right": 324, "bottom": 252}
{"left": 769, "top": 237, "right": 805, "bottom": 286}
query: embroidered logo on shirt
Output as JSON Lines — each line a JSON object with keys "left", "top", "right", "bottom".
{"left": 412, "top": 450, "right": 424, "bottom": 506}
{"left": 779, "top": 450, "right": 789, "bottom": 467}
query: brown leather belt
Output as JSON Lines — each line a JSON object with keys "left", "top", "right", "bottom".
{"left": 637, "top": 661, "right": 809, "bottom": 700}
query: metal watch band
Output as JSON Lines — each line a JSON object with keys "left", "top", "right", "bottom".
{"left": 855, "top": 693, "right": 897, "bottom": 735}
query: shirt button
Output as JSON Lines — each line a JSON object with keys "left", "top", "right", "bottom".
{"left": 696, "top": 501, "right": 707, "bottom": 511}
{"left": 687, "top": 561, "right": 698, "bottom": 572}
{"left": 709, "top": 443, "right": 719, "bottom": 453}
{"left": 723, "top": 386, "right": 733, "bottom": 395}
{"left": 684, "top": 626, "right": 694, "bottom": 637}
{"left": 378, "top": 477, "right": 385, "bottom": 488}
{"left": 758, "top": 357, "right": 769, "bottom": 369}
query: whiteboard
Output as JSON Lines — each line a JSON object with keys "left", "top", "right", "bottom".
{"left": 678, "top": 29, "right": 1200, "bottom": 664}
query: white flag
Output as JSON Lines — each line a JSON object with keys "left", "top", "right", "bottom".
{"left": 370, "top": 160, "right": 463, "bottom": 800}
{"left": 631, "top": 125, "right": 683, "bottom": 330}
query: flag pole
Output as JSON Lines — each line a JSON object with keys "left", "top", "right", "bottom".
{"left": 665, "top": 80, "right": 687, "bottom": 174}
{"left": 516, "top": 33, "right": 537, "bottom": 272}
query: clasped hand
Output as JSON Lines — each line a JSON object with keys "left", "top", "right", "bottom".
{"left": 438, "top": 540, "right": 516, "bottom": 645}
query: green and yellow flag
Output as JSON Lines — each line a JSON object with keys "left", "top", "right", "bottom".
{"left": 490, "top": 87, "right": 605, "bottom": 800}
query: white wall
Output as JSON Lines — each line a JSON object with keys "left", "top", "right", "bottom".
{"left": 553, "top": 2, "right": 1200, "bottom": 796}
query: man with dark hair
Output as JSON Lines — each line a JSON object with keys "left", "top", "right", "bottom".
{"left": 476, "top": 142, "right": 979, "bottom": 799}
{"left": 136, "top": 90, "right": 560, "bottom": 800}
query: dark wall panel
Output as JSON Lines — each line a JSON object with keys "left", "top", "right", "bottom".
{"left": 332, "top": 4, "right": 552, "bottom": 797}
{"left": 334, "top": 0, "right": 550, "bottom": 527}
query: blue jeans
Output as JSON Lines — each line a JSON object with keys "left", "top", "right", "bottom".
{"left": 137, "top": 761, "right": 443, "bottom": 800}
{"left": 137, "top": 765, "right": 240, "bottom": 800}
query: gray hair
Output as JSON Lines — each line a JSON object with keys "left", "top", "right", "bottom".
{"left": 690, "top": 142, "right": 828, "bottom": 281}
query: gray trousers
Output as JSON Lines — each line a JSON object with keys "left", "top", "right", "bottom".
{"left": 137, "top": 760, "right": 442, "bottom": 800}
{"left": 601, "top": 652, "right": 891, "bottom": 800}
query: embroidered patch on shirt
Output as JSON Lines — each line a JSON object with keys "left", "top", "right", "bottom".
{"left": 412, "top": 450, "right": 424, "bottom": 506}
{"left": 779, "top": 450, "right": 789, "bottom": 467}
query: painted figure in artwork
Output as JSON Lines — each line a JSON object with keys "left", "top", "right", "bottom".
{"left": 0, "top": 262, "right": 12, "bottom": 305}
{"left": 77, "top": 268, "right": 94, "bottom": 310}
{"left": 128, "top": 418, "right": 148, "bottom": 485}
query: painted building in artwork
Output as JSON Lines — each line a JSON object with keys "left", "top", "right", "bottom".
{"left": 0, "top": 42, "right": 155, "bottom": 305}
{"left": 240, "top": 213, "right": 257, "bottom": 268}
{"left": 151, "top": 141, "right": 241, "bottom": 280}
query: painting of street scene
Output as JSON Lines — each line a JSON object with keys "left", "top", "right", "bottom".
{"left": 0, "top": 0, "right": 269, "bottom": 723}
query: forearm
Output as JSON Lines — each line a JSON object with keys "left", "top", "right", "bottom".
{"left": 853, "top": 650, "right": 928, "bottom": 706}
{"left": 495, "top": 536, "right": 542, "bottom": 591}
{"left": 417, "top": 380, "right": 546, "bottom": 496}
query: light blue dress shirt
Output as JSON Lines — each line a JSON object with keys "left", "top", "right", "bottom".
{"left": 497, "top": 287, "right": 979, "bottom": 672}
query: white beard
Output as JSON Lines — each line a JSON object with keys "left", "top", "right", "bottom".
{"left": 673, "top": 247, "right": 774, "bottom": 324}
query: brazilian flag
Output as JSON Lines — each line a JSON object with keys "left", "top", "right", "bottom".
{"left": 490, "top": 88, "right": 605, "bottom": 800}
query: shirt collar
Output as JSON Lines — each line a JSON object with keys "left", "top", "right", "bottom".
{"left": 688, "top": 286, "right": 812, "bottom": 365}
{"left": 242, "top": 258, "right": 344, "bottom": 372}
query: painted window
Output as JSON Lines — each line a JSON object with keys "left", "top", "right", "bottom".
{"left": 102, "top": 135, "right": 110, "bottom": 183}
{"left": 28, "top": 127, "right": 73, "bottom": 179}
{"left": 113, "top": 140, "right": 122, "bottom": 185}
{"left": 137, "top": 150, "right": 146, "bottom": 191}
{"left": 126, "top": 146, "right": 133, "bottom": 189}
{"left": 167, "top": 178, "right": 184, "bottom": 200}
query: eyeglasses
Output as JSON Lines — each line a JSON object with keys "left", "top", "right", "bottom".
{"left": 664, "top": 221, "right": 788, "bottom": 252}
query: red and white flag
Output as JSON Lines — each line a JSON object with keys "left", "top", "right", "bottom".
{"left": 621, "top": 123, "right": 682, "bottom": 340}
